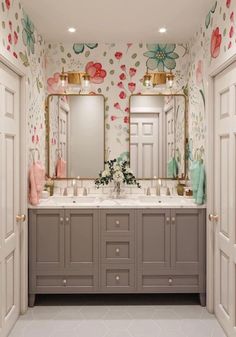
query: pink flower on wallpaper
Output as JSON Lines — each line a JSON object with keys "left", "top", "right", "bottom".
{"left": 228, "top": 41, "right": 232, "bottom": 49}
{"left": 120, "top": 65, "right": 126, "bottom": 72}
{"left": 124, "top": 116, "right": 129, "bottom": 124}
{"left": 7, "top": 45, "right": 10, "bottom": 51}
{"left": 226, "top": 0, "right": 231, "bottom": 8}
{"left": 117, "top": 81, "right": 124, "bottom": 89}
{"left": 196, "top": 60, "right": 203, "bottom": 85}
{"left": 229, "top": 26, "right": 234, "bottom": 38}
{"left": 85, "top": 62, "right": 107, "bottom": 84}
{"left": 9, "top": 20, "right": 12, "bottom": 30}
{"left": 115, "top": 52, "right": 123, "bottom": 60}
{"left": 128, "top": 82, "right": 136, "bottom": 93}
{"left": 8, "top": 33, "right": 12, "bottom": 44}
{"left": 119, "top": 91, "right": 126, "bottom": 99}
{"left": 32, "top": 135, "right": 39, "bottom": 144}
{"left": 114, "top": 102, "right": 121, "bottom": 110}
{"left": 47, "top": 72, "right": 62, "bottom": 93}
{"left": 211, "top": 27, "right": 222, "bottom": 58}
{"left": 5, "top": 0, "right": 10, "bottom": 10}
{"left": 230, "top": 11, "right": 234, "bottom": 22}
{"left": 125, "top": 107, "right": 130, "bottom": 113}
{"left": 129, "top": 67, "right": 136, "bottom": 77}
{"left": 119, "top": 73, "right": 126, "bottom": 80}
{"left": 13, "top": 31, "right": 18, "bottom": 44}
{"left": 13, "top": 52, "right": 17, "bottom": 59}
{"left": 111, "top": 115, "right": 117, "bottom": 121}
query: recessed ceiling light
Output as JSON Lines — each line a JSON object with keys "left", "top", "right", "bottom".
{"left": 68, "top": 27, "right": 76, "bottom": 33}
{"left": 159, "top": 27, "right": 167, "bottom": 33}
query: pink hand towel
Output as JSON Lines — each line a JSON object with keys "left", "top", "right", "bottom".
{"left": 56, "top": 158, "right": 66, "bottom": 178}
{"left": 29, "top": 161, "right": 45, "bottom": 205}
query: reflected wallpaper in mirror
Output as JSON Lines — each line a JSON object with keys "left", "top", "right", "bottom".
{"left": 47, "top": 94, "right": 105, "bottom": 178}
{"left": 129, "top": 94, "right": 186, "bottom": 179}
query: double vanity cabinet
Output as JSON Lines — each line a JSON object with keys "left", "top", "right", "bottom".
{"left": 28, "top": 205, "right": 206, "bottom": 307}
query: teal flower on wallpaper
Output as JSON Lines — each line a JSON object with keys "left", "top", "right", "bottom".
{"left": 144, "top": 44, "right": 179, "bottom": 71}
{"left": 21, "top": 12, "right": 35, "bottom": 55}
{"left": 205, "top": 1, "right": 217, "bottom": 29}
{"left": 73, "top": 43, "right": 98, "bottom": 54}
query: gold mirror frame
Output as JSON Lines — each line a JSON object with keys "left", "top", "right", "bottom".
{"left": 45, "top": 93, "right": 106, "bottom": 180}
{"left": 129, "top": 93, "right": 188, "bottom": 180}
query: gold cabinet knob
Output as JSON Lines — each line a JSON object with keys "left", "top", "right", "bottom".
{"left": 65, "top": 217, "right": 69, "bottom": 222}
{"left": 63, "top": 279, "right": 67, "bottom": 286}
{"left": 166, "top": 217, "right": 170, "bottom": 222}
{"left": 115, "top": 248, "right": 120, "bottom": 255}
{"left": 60, "top": 217, "right": 64, "bottom": 222}
{"left": 115, "top": 220, "right": 120, "bottom": 226}
{"left": 209, "top": 214, "right": 219, "bottom": 222}
{"left": 115, "top": 275, "right": 120, "bottom": 281}
{"left": 171, "top": 217, "right": 175, "bottom": 223}
{"left": 16, "top": 214, "right": 26, "bottom": 222}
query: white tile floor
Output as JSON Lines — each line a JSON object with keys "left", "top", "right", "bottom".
{"left": 8, "top": 296, "right": 227, "bottom": 337}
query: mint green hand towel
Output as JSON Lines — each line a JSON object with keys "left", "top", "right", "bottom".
{"left": 190, "top": 160, "right": 205, "bottom": 205}
{"left": 167, "top": 157, "right": 178, "bottom": 178}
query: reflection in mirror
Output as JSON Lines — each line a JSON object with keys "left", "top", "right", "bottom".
{"left": 47, "top": 94, "right": 105, "bottom": 178}
{"left": 129, "top": 94, "right": 186, "bottom": 179}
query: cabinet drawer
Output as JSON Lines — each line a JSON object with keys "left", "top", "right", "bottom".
{"left": 101, "top": 210, "right": 134, "bottom": 234}
{"left": 140, "top": 274, "right": 199, "bottom": 292}
{"left": 35, "top": 275, "right": 97, "bottom": 292}
{"left": 101, "top": 264, "right": 135, "bottom": 291}
{"left": 101, "top": 238, "right": 134, "bottom": 263}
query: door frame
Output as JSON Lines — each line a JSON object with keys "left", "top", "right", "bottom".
{"left": 207, "top": 53, "right": 236, "bottom": 313}
{"left": 0, "top": 52, "right": 28, "bottom": 314}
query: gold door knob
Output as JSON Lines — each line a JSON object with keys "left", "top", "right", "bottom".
{"left": 209, "top": 214, "right": 219, "bottom": 222}
{"left": 16, "top": 214, "right": 26, "bottom": 222}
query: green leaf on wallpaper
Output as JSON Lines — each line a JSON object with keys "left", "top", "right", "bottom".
{"left": 36, "top": 78, "right": 43, "bottom": 93}
{"left": 2, "top": 2, "right": 5, "bottom": 12}
{"left": 106, "top": 124, "right": 110, "bottom": 130}
{"left": 139, "top": 43, "right": 143, "bottom": 48}
{"left": 2, "top": 21, "right": 5, "bottom": 29}
{"left": 111, "top": 43, "right": 115, "bottom": 47}
{"left": 223, "top": 28, "right": 227, "bottom": 37}
{"left": 111, "top": 81, "right": 114, "bottom": 86}
{"left": 106, "top": 105, "right": 109, "bottom": 111}
{"left": 110, "top": 70, "right": 115, "bottom": 75}
{"left": 60, "top": 46, "right": 64, "bottom": 52}
{"left": 106, "top": 86, "right": 109, "bottom": 92}
{"left": 103, "top": 51, "right": 107, "bottom": 57}
{"left": 85, "top": 51, "right": 90, "bottom": 57}
{"left": 67, "top": 53, "right": 71, "bottom": 58}
{"left": 135, "top": 61, "right": 140, "bottom": 67}
{"left": 109, "top": 59, "right": 114, "bottom": 65}
{"left": 125, "top": 137, "right": 129, "bottom": 142}
{"left": 15, "top": 13, "right": 19, "bottom": 20}
{"left": 205, "top": 12, "right": 211, "bottom": 29}
{"left": 17, "top": 25, "right": 20, "bottom": 33}
{"left": 98, "top": 88, "right": 102, "bottom": 93}
{"left": 19, "top": 51, "right": 30, "bottom": 67}
{"left": 132, "top": 53, "right": 137, "bottom": 59}
{"left": 61, "top": 58, "right": 66, "bottom": 64}
{"left": 211, "top": 1, "right": 217, "bottom": 13}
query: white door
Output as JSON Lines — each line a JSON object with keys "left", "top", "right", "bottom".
{"left": 0, "top": 63, "right": 21, "bottom": 337}
{"left": 213, "top": 62, "right": 236, "bottom": 337}
{"left": 130, "top": 113, "right": 158, "bottom": 178}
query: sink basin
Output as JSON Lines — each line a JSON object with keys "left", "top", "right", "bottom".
{"left": 49, "top": 196, "right": 99, "bottom": 205}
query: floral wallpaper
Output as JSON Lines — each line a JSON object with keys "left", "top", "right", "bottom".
{"left": 188, "top": 0, "right": 236, "bottom": 163}
{"left": 1, "top": 0, "right": 46, "bottom": 165}
{"left": 45, "top": 43, "right": 189, "bottom": 161}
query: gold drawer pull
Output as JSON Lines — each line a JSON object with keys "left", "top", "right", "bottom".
{"left": 115, "top": 275, "right": 120, "bottom": 281}
{"left": 166, "top": 217, "right": 170, "bottom": 222}
{"left": 115, "top": 248, "right": 120, "bottom": 255}
{"left": 171, "top": 217, "right": 175, "bottom": 223}
{"left": 65, "top": 217, "right": 69, "bottom": 222}
{"left": 63, "top": 279, "right": 67, "bottom": 286}
{"left": 168, "top": 278, "right": 173, "bottom": 285}
{"left": 60, "top": 217, "right": 64, "bottom": 222}
{"left": 115, "top": 220, "right": 120, "bottom": 226}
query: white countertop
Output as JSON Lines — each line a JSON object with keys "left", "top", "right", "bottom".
{"left": 28, "top": 195, "right": 206, "bottom": 209}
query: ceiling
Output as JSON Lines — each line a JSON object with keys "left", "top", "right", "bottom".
{"left": 21, "top": 0, "right": 214, "bottom": 43}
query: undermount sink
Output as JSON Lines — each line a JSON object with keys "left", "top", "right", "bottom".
{"left": 48, "top": 196, "right": 99, "bottom": 204}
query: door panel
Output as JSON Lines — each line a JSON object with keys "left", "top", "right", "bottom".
{"left": 214, "top": 62, "right": 236, "bottom": 336}
{"left": 0, "top": 63, "right": 20, "bottom": 337}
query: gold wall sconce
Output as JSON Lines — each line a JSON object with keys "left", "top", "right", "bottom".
{"left": 143, "top": 68, "right": 175, "bottom": 88}
{"left": 59, "top": 68, "right": 91, "bottom": 92}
